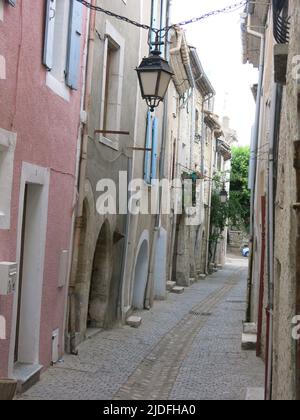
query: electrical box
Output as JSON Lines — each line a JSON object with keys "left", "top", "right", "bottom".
{"left": 0, "top": 262, "right": 17, "bottom": 295}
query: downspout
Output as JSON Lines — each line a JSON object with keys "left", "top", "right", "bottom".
{"left": 201, "top": 94, "right": 214, "bottom": 273}
{"left": 121, "top": 0, "right": 144, "bottom": 321}
{"left": 181, "top": 39, "right": 196, "bottom": 170}
{"left": 246, "top": 14, "right": 266, "bottom": 322}
{"left": 145, "top": 0, "right": 170, "bottom": 308}
{"left": 68, "top": 0, "right": 96, "bottom": 355}
{"left": 205, "top": 127, "right": 218, "bottom": 273}
{"left": 201, "top": 94, "right": 214, "bottom": 173}
{"left": 265, "top": 84, "right": 283, "bottom": 400}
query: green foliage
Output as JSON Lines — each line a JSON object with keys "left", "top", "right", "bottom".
{"left": 228, "top": 146, "right": 251, "bottom": 231}
{"left": 208, "top": 146, "right": 251, "bottom": 263}
{"left": 210, "top": 192, "right": 229, "bottom": 235}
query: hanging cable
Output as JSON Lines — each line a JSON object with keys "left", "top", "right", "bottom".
{"left": 76, "top": 0, "right": 249, "bottom": 36}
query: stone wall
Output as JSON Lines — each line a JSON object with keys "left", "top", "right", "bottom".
{"left": 272, "top": 0, "right": 300, "bottom": 401}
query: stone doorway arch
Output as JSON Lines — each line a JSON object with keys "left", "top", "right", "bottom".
{"left": 132, "top": 237, "right": 149, "bottom": 310}
{"left": 87, "top": 220, "right": 113, "bottom": 328}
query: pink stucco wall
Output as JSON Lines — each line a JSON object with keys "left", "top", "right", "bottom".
{"left": 0, "top": 1, "right": 86, "bottom": 377}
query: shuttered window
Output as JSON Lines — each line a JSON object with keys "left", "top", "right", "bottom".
{"left": 43, "top": 0, "right": 83, "bottom": 92}
{"left": 66, "top": 0, "right": 83, "bottom": 90}
{"left": 43, "top": 0, "right": 56, "bottom": 71}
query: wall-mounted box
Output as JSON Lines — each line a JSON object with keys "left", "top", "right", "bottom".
{"left": 0, "top": 262, "right": 17, "bottom": 295}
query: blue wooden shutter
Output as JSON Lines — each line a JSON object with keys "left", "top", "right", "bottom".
{"left": 151, "top": 117, "right": 159, "bottom": 183}
{"left": 43, "top": 0, "right": 56, "bottom": 71}
{"left": 66, "top": 0, "right": 83, "bottom": 90}
{"left": 144, "top": 112, "right": 152, "bottom": 184}
{"left": 6, "top": 0, "right": 16, "bottom": 6}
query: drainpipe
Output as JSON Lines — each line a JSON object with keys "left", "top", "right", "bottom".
{"left": 201, "top": 94, "right": 214, "bottom": 273}
{"left": 68, "top": 0, "right": 96, "bottom": 355}
{"left": 205, "top": 126, "right": 219, "bottom": 272}
{"left": 120, "top": 0, "right": 145, "bottom": 321}
{"left": 265, "top": 84, "right": 283, "bottom": 400}
{"left": 145, "top": 0, "right": 170, "bottom": 308}
{"left": 246, "top": 13, "right": 266, "bottom": 323}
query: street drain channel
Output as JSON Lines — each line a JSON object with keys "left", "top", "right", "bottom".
{"left": 189, "top": 311, "right": 212, "bottom": 317}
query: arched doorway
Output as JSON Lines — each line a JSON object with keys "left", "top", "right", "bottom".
{"left": 87, "top": 221, "right": 112, "bottom": 329}
{"left": 132, "top": 239, "right": 149, "bottom": 310}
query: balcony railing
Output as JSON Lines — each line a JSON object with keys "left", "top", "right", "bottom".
{"left": 273, "top": 0, "right": 290, "bottom": 44}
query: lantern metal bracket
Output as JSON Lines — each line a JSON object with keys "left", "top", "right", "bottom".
{"left": 94, "top": 130, "right": 130, "bottom": 136}
{"left": 127, "top": 147, "right": 152, "bottom": 152}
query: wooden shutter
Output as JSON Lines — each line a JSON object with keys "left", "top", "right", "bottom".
{"left": 43, "top": 0, "right": 56, "bottom": 71}
{"left": 65, "top": 0, "right": 83, "bottom": 90}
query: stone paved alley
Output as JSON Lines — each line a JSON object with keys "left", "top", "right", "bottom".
{"left": 19, "top": 254, "right": 264, "bottom": 401}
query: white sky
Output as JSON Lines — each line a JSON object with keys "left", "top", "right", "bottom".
{"left": 171, "top": 0, "right": 258, "bottom": 145}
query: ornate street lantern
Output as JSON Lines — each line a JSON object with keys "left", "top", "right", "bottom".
{"left": 220, "top": 185, "right": 228, "bottom": 204}
{"left": 136, "top": 48, "right": 173, "bottom": 112}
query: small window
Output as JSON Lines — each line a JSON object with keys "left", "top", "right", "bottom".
{"left": 51, "top": 0, "right": 70, "bottom": 84}
{"left": 99, "top": 22, "right": 125, "bottom": 151}
{"left": 43, "top": 0, "right": 83, "bottom": 99}
{"left": 195, "top": 109, "right": 201, "bottom": 141}
{"left": 103, "top": 42, "right": 120, "bottom": 133}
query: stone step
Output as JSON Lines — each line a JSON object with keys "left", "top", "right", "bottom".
{"left": 14, "top": 363, "right": 43, "bottom": 394}
{"left": 241, "top": 333, "right": 257, "bottom": 351}
{"left": 0, "top": 379, "right": 17, "bottom": 401}
{"left": 126, "top": 316, "right": 142, "bottom": 328}
{"left": 198, "top": 274, "right": 206, "bottom": 280}
{"left": 243, "top": 322, "right": 257, "bottom": 335}
{"left": 166, "top": 281, "right": 176, "bottom": 291}
{"left": 171, "top": 286, "right": 185, "bottom": 294}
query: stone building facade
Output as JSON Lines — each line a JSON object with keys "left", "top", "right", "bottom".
{"left": 0, "top": 0, "right": 235, "bottom": 395}
{"left": 167, "top": 29, "right": 219, "bottom": 287}
{"left": 67, "top": 1, "right": 228, "bottom": 353}
{"left": 67, "top": 0, "right": 169, "bottom": 350}
{"left": 242, "top": 0, "right": 300, "bottom": 400}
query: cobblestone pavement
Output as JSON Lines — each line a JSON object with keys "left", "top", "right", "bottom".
{"left": 19, "top": 255, "right": 264, "bottom": 400}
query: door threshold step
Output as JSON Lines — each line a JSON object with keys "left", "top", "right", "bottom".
{"left": 241, "top": 333, "right": 257, "bottom": 351}
{"left": 126, "top": 316, "right": 142, "bottom": 328}
{"left": 13, "top": 363, "right": 43, "bottom": 394}
{"left": 166, "top": 281, "right": 176, "bottom": 291}
{"left": 171, "top": 286, "right": 185, "bottom": 294}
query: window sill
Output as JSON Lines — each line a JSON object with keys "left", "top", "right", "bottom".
{"left": 46, "top": 73, "right": 70, "bottom": 102}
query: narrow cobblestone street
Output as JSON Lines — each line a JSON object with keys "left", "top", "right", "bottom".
{"left": 18, "top": 254, "right": 264, "bottom": 401}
